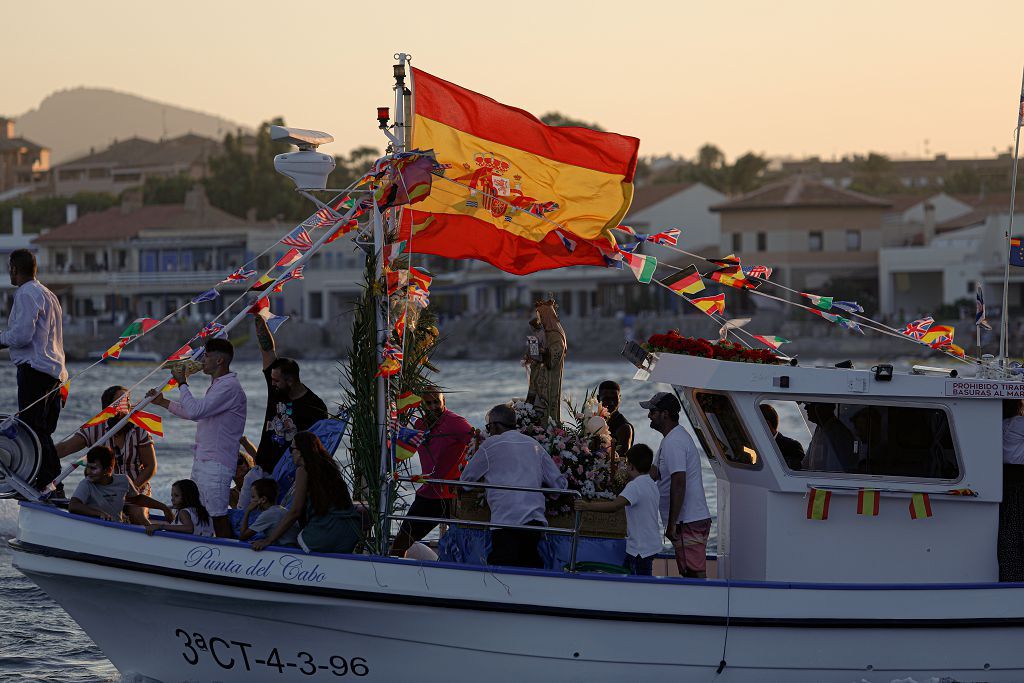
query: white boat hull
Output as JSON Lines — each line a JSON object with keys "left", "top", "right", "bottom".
{"left": 12, "top": 502, "right": 1024, "bottom": 682}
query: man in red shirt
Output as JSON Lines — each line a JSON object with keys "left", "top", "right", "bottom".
{"left": 391, "top": 390, "right": 473, "bottom": 556}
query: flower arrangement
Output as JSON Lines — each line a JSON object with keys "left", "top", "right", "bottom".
{"left": 645, "top": 331, "right": 783, "bottom": 364}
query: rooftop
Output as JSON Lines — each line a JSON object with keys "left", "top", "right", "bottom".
{"left": 56, "top": 133, "right": 221, "bottom": 169}
{"left": 627, "top": 182, "right": 696, "bottom": 214}
{"left": 711, "top": 175, "right": 893, "bottom": 212}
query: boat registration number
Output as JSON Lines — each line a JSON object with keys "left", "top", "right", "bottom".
{"left": 175, "top": 629, "right": 368, "bottom": 676}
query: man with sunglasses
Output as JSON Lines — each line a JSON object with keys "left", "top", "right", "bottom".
{"left": 460, "top": 404, "right": 566, "bottom": 568}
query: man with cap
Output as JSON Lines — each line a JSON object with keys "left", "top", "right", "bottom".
{"left": 642, "top": 391, "right": 712, "bottom": 578}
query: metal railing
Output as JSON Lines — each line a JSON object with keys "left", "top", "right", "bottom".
{"left": 388, "top": 476, "right": 584, "bottom": 572}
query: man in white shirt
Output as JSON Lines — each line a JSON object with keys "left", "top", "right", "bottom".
{"left": 643, "top": 392, "right": 712, "bottom": 578}
{"left": 0, "top": 250, "right": 66, "bottom": 489}
{"left": 460, "top": 403, "right": 567, "bottom": 568}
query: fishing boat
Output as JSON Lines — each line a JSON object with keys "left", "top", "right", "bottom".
{"left": 6, "top": 56, "right": 1024, "bottom": 682}
{"left": 8, "top": 351, "right": 1024, "bottom": 681}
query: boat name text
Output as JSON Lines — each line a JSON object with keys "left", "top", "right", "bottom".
{"left": 183, "top": 545, "right": 326, "bottom": 583}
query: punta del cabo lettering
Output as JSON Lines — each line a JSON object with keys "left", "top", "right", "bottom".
{"left": 184, "top": 546, "right": 327, "bottom": 583}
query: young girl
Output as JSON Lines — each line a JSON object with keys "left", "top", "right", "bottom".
{"left": 145, "top": 479, "right": 214, "bottom": 537}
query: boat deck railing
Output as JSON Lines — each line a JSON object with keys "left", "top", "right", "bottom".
{"left": 388, "top": 476, "right": 583, "bottom": 572}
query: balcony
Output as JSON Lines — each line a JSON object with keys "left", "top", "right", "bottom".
{"left": 38, "top": 268, "right": 240, "bottom": 289}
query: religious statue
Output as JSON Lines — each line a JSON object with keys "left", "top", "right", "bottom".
{"left": 525, "top": 299, "right": 566, "bottom": 425}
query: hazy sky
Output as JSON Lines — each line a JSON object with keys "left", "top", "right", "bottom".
{"left": 5, "top": 0, "right": 1024, "bottom": 162}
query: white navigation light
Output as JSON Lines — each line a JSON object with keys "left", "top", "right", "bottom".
{"left": 271, "top": 125, "right": 336, "bottom": 189}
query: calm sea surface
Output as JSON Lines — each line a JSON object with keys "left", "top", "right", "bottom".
{"left": 1, "top": 357, "right": 712, "bottom": 681}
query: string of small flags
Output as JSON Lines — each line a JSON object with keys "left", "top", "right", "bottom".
{"left": 805, "top": 487, "right": 977, "bottom": 521}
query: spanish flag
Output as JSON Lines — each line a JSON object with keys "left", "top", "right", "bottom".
{"left": 806, "top": 487, "right": 831, "bottom": 520}
{"left": 399, "top": 68, "right": 639, "bottom": 275}
{"left": 397, "top": 391, "right": 422, "bottom": 413}
{"left": 909, "top": 493, "right": 933, "bottom": 519}
{"left": 128, "top": 409, "right": 164, "bottom": 437}
{"left": 920, "top": 325, "right": 954, "bottom": 345}
{"left": 857, "top": 489, "right": 880, "bottom": 516}
{"left": 689, "top": 293, "right": 725, "bottom": 317}
{"left": 82, "top": 406, "right": 119, "bottom": 428}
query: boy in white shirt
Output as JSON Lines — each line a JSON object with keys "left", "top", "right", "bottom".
{"left": 575, "top": 444, "right": 663, "bottom": 576}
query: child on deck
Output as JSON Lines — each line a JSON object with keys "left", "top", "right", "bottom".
{"left": 239, "top": 478, "right": 299, "bottom": 546}
{"left": 145, "top": 479, "right": 214, "bottom": 537}
{"left": 69, "top": 446, "right": 171, "bottom": 524}
{"left": 575, "top": 444, "right": 663, "bottom": 576}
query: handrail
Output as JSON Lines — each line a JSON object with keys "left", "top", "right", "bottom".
{"left": 389, "top": 476, "right": 584, "bottom": 572}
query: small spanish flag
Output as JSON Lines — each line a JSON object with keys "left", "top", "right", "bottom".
{"left": 909, "top": 493, "right": 933, "bottom": 519}
{"left": 806, "top": 487, "right": 831, "bottom": 520}
{"left": 659, "top": 265, "right": 705, "bottom": 296}
{"left": 59, "top": 382, "right": 69, "bottom": 407}
{"left": 689, "top": 293, "right": 726, "bottom": 317}
{"left": 857, "top": 489, "right": 880, "bottom": 516}
{"left": 395, "top": 440, "right": 418, "bottom": 461}
{"left": 708, "top": 265, "right": 758, "bottom": 290}
{"left": 397, "top": 391, "right": 422, "bottom": 413}
{"left": 82, "top": 406, "right": 119, "bottom": 428}
{"left": 128, "top": 409, "right": 164, "bottom": 437}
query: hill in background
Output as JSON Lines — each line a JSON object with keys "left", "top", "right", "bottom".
{"left": 14, "top": 87, "right": 249, "bottom": 164}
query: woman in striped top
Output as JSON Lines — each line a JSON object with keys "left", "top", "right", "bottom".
{"left": 57, "top": 385, "right": 157, "bottom": 520}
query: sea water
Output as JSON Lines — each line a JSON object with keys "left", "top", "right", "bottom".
{"left": 2, "top": 357, "right": 722, "bottom": 681}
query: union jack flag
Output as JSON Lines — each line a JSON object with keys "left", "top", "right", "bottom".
{"left": 197, "top": 322, "right": 225, "bottom": 339}
{"left": 408, "top": 284, "right": 430, "bottom": 308}
{"left": 271, "top": 266, "right": 304, "bottom": 293}
{"left": 929, "top": 335, "right": 953, "bottom": 350}
{"left": 554, "top": 230, "right": 577, "bottom": 253}
{"left": 281, "top": 227, "right": 313, "bottom": 251}
{"left": 382, "top": 343, "right": 404, "bottom": 363}
{"left": 900, "top": 317, "right": 934, "bottom": 340}
{"left": 647, "top": 229, "right": 680, "bottom": 246}
{"left": 220, "top": 266, "right": 257, "bottom": 284}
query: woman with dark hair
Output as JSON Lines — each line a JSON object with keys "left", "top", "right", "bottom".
{"left": 251, "top": 431, "right": 360, "bottom": 553}
{"left": 1000, "top": 399, "right": 1024, "bottom": 581}
{"left": 57, "top": 385, "right": 157, "bottom": 520}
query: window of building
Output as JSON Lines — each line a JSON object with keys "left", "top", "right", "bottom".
{"left": 732, "top": 233, "right": 742, "bottom": 252}
{"left": 758, "top": 400, "right": 960, "bottom": 480}
{"left": 756, "top": 232, "right": 766, "bottom": 251}
{"left": 808, "top": 231, "right": 823, "bottom": 252}
{"left": 846, "top": 230, "right": 861, "bottom": 251}
{"left": 308, "top": 291, "right": 324, "bottom": 319}
{"left": 689, "top": 392, "right": 761, "bottom": 469}
{"left": 87, "top": 168, "right": 109, "bottom": 179}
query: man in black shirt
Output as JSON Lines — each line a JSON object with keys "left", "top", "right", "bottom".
{"left": 598, "top": 380, "right": 634, "bottom": 458}
{"left": 760, "top": 404, "right": 805, "bottom": 471}
{"left": 253, "top": 314, "right": 329, "bottom": 473}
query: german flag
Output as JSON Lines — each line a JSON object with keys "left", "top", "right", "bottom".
{"left": 857, "top": 489, "right": 879, "bottom": 516}
{"left": 689, "top": 293, "right": 725, "bottom": 317}
{"left": 806, "top": 487, "right": 831, "bottom": 520}
{"left": 909, "top": 493, "right": 933, "bottom": 519}
{"left": 399, "top": 68, "right": 639, "bottom": 275}
{"left": 660, "top": 265, "right": 705, "bottom": 296}
{"left": 128, "top": 409, "right": 164, "bottom": 437}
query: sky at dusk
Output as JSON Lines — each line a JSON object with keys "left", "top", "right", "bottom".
{"left": 5, "top": 0, "right": 1024, "bottom": 162}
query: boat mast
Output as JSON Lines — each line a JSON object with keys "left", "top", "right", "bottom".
{"left": 999, "top": 66, "right": 1024, "bottom": 364}
{"left": 374, "top": 53, "right": 410, "bottom": 553}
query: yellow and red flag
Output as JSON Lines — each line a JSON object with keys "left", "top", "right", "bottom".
{"left": 82, "top": 406, "right": 119, "bottom": 428}
{"left": 397, "top": 391, "right": 422, "bottom": 414}
{"left": 857, "top": 489, "right": 880, "bottom": 516}
{"left": 128, "top": 409, "right": 164, "bottom": 437}
{"left": 920, "top": 325, "right": 954, "bottom": 345}
{"left": 909, "top": 493, "right": 933, "bottom": 519}
{"left": 689, "top": 293, "right": 726, "bottom": 317}
{"left": 806, "top": 487, "right": 831, "bottom": 520}
{"left": 399, "top": 68, "right": 639, "bottom": 275}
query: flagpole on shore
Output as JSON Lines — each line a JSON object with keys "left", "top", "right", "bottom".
{"left": 999, "top": 65, "right": 1024, "bottom": 364}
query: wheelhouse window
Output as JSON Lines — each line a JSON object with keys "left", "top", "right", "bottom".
{"left": 691, "top": 392, "right": 761, "bottom": 468}
{"left": 759, "top": 400, "right": 960, "bottom": 480}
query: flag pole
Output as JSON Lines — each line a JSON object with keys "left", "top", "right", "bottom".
{"left": 999, "top": 65, "right": 1024, "bottom": 364}
{"left": 374, "top": 52, "right": 409, "bottom": 554}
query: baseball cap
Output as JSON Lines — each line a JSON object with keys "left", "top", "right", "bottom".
{"left": 639, "top": 391, "right": 681, "bottom": 412}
